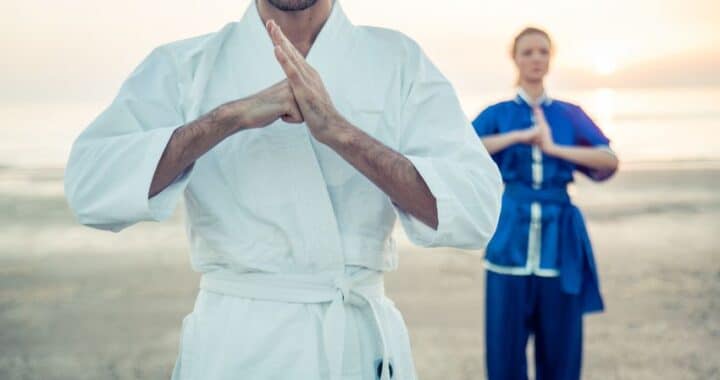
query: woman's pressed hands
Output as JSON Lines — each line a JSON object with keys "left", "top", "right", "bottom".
{"left": 513, "top": 124, "right": 541, "bottom": 145}
{"left": 533, "top": 105, "right": 557, "bottom": 153}
{"left": 266, "top": 19, "right": 345, "bottom": 144}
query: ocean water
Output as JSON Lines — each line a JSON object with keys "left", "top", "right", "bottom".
{"left": 0, "top": 87, "right": 718, "bottom": 169}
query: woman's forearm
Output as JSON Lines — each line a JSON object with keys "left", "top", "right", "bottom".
{"left": 546, "top": 145, "right": 618, "bottom": 171}
{"left": 481, "top": 132, "right": 521, "bottom": 155}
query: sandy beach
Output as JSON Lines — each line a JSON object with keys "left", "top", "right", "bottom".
{"left": 0, "top": 163, "right": 718, "bottom": 379}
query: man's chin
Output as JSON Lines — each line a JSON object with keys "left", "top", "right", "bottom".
{"left": 266, "top": 0, "right": 319, "bottom": 12}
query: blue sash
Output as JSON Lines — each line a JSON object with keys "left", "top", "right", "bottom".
{"left": 504, "top": 183, "right": 605, "bottom": 313}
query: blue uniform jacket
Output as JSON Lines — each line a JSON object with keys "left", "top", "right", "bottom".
{"left": 472, "top": 93, "right": 616, "bottom": 313}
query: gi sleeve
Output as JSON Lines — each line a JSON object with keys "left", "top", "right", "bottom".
{"left": 393, "top": 39, "right": 503, "bottom": 249}
{"left": 571, "top": 105, "right": 617, "bottom": 181}
{"left": 64, "top": 46, "right": 193, "bottom": 232}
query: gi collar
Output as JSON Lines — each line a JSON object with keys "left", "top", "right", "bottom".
{"left": 237, "top": 0, "right": 355, "bottom": 92}
{"left": 514, "top": 87, "right": 553, "bottom": 107}
{"left": 241, "top": 0, "right": 354, "bottom": 64}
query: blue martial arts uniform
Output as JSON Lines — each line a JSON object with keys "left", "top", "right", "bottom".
{"left": 473, "top": 90, "right": 616, "bottom": 380}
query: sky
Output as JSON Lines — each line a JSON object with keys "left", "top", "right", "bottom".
{"left": 1, "top": 0, "right": 719, "bottom": 104}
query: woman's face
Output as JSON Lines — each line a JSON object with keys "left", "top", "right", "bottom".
{"left": 513, "top": 33, "right": 551, "bottom": 83}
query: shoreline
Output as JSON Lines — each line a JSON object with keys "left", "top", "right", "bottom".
{"left": 3, "top": 157, "right": 720, "bottom": 173}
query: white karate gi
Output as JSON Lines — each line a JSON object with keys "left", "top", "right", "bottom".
{"left": 64, "top": 1, "right": 502, "bottom": 379}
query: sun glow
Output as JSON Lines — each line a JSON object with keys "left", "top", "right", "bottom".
{"left": 593, "top": 57, "right": 617, "bottom": 75}
{"left": 593, "top": 54, "right": 619, "bottom": 76}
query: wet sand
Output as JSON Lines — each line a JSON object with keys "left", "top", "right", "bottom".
{"left": 0, "top": 163, "right": 718, "bottom": 379}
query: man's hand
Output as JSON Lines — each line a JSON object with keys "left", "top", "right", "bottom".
{"left": 219, "top": 79, "right": 304, "bottom": 130}
{"left": 266, "top": 19, "right": 343, "bottom": 144}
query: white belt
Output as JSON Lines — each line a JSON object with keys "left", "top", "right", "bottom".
{"left": 199, "top": 270, "right": 392, "bottom": 380}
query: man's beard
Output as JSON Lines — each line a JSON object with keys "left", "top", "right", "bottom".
{"left": 266, "top": 0, "right": 319, "bottom": 12}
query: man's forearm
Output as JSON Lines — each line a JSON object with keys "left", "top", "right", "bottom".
{"left": 148, "top": 104, "right": 243, "bottom": 198}
{"left": 322, "top": 118, "right": 439, "bottom": 230}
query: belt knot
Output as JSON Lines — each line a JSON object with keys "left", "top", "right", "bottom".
{"left": 334, "top": 276, "right": 364, "bottom": 307}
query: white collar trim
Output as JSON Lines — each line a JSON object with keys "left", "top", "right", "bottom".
{"left": 515, "top": 87, "right": 553, "bottom": 106}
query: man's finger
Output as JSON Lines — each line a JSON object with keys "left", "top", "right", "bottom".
{"left": 267, "top": 21, "right": 312, "bottom": 90}
{"left": 266, "top": 20, "right": 283, "bottom": 46}
{"left": 274, "top": 22, "right": 304, "bottom": 63}
{"left": 282, "top": 105, "right": 304, "bottom": 123}
{"left": 267, "top": 21, "right": 301, "bottom": 63}
{"left": 281, "top": 104, "right": 304, "bottom": 123}
{"left": 273, "top": 45, "right": 302, "bottom": 85}
{"left": 267, "top": 20, "right": 307, "bottom": 71}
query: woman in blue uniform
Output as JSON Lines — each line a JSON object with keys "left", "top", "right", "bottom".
{"left": 473, "top": 27, "right": 619, "bottom": 380}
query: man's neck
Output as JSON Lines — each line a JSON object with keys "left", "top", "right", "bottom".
{"left": 518, "top": 80, "right": 545, "bottom": 105}
{"left": 256, "top": 0, "right": 334, "bottom": 57}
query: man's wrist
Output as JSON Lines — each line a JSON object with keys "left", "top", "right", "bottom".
{"left": 318, "top": 114, "right": 354, "bottom": 149}
{"left": 213, "top": 100, "right": 250, "bottom": 135}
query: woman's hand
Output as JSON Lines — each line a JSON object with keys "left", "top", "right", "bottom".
{"left": 480, "top": 124, "right": 540, "bottom": 155}
{"left": 513, "top": 125, "right": 541, "bottom": 145}
{"left": 534, "top": 106, "right": 557, "bottom": 154}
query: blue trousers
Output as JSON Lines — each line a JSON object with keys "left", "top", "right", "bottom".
{"left": 485, "top": 270, "right": 583, "bottom": 380}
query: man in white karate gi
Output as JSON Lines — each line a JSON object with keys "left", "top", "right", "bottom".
{"left": 64, "top": 0, "right": 502, "bottom": 378}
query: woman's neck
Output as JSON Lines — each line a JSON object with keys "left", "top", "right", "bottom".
{"left": 518, "top": 81, "right": 545, "bottom": 105}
